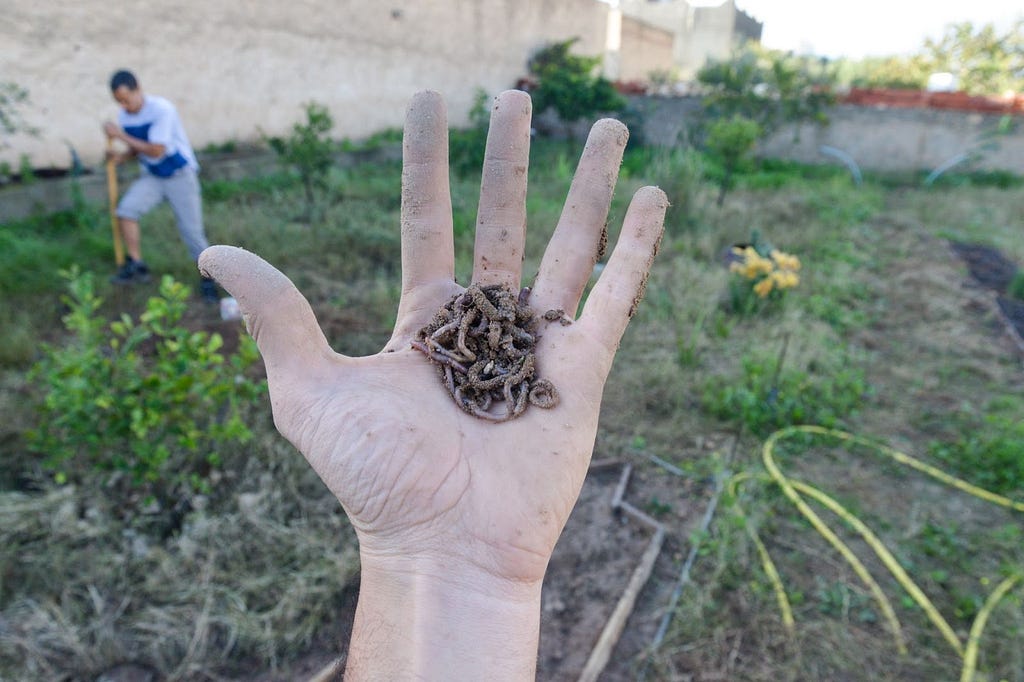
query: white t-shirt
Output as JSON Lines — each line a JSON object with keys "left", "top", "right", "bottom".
{"left": 118, "top": 95, "right": 199, "bottom": 177}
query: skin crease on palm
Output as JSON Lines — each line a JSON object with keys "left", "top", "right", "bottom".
{"left": 198, "top": 89, "right": 666, "bottom": 679}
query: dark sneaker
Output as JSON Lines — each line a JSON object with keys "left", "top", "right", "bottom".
{"left": 199, "top": 277, "right": 220, "bottom": 303}
{"left": 110, "top": 258, "right": 151, "bottom": 284}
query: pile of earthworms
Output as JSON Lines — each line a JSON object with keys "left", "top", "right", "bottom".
{"left": 412, "top": 284, "right": 559, "bottom": 422}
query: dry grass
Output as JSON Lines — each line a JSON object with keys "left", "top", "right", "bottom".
{"left": 1, "top": 419, "right": 359, "bottom": 680}
{"left": 635, "top": 182, "right": 1024, "bottom": 681}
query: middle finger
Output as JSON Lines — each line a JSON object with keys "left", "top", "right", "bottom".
{"left": 472, "top": 89, "right": 532, "bottom": 289}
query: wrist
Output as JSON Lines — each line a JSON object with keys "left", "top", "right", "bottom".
{"left": 346, "top": 551, "right": 543, "bottom": 681}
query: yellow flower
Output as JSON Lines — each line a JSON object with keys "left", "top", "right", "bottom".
{"left": 753, "top": 277, "right": 774, "bottom": 298}
{"left": 732, "top": 247, "right": 774, "bottom": 279}
{"left": 770, "top": 249, "right": 801, "bottom": 272}
{"left": 771, "top": 270, "right": 800, "bottom": 290}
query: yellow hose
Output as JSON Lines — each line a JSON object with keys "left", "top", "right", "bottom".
{"left": 728, "top": 472, "right": 795, "bottom": 634}
{"left": 961, "top": 574, "right": 1022, "bottom": 682}
{"left": 728, "top": 425, "right": 1024, "bottom": 680}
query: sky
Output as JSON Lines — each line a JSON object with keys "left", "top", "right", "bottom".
{"left": 715, "top": 0, "right": 1021, "bottom": 59}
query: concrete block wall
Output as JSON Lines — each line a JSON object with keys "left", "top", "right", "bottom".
{"left": 632, "top": 96, "right": 1024, "bottom": 175}
{"left": 619, "top": 16, "right": 676, "bottom": 83}
{"left": 760, "top": 106, "right": 1024, "bottom": 175}
{"left": 2, "top": 0, "right": 610, "bottom": 169}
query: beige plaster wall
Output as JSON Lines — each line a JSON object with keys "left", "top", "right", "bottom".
{"left": 760, "top": 106, "right": 1024, "bottom": 174}
{"left": 2, "top": 0, "right": 609, "bottom": 168}
{"left": 619, "top": 16, "right": 675, "bottom": 82}
{"left": 617, "top": 0, "right": 750, "bottom": 79}
{"left": 634, "top": 95, "right": 1024, "bottom": 174}
{"left": 681, "top": 2, "right": 742, "bottom": 79}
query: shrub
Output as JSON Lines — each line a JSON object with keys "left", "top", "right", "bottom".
{"left": 698, "top": 46, "right": 836, "bottom": 136}
{"left": 0, "top": 81, "right": 38, "bottom": 142}
{"left": 705, "top": 114, "right": 761, "bottom": 206}
{"left": 449, "top": 88, "right": 490, "bottom": 178}
{"left": 527, "top": 38, "right": 625, "bottom": 124}
{"left": 725, "top": 232, "right": 801, "bottom": 315}
{"left": 702, "top": 349, "right": 869, "bottom": 436}
{"left": 28, "top": 269, "right": 265, "bottom": 532}
{"left": 267, "top": 102, "right": 336, "bottom": 220}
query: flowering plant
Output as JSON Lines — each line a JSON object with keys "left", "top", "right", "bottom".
{"left": 727, "top": 236, "right": 801, "bottom": 313}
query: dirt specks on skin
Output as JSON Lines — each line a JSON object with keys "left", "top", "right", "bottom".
{"left": 628, "top": 281, "right": 647, "bottom": 319}
{"left": 597, "top": 223, "right": 609, "bottom": 261}
{"left": 626, "top": 227, "right": 663, "bottom": 318}
{"left": 412, "top": 284, "right": 559, "bottom": 421}
{"left": 543, "top": 309, "right": 574, "bottom": 326}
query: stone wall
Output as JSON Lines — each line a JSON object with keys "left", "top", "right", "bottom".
{"left": 2, "top": 0, "right": 610, "bottom": 169}
{"left": 763, "top": 106, "right": 1024, "bottom": 174}
{"left": 632, "top": 96, "right": 1024, "bottom": 174}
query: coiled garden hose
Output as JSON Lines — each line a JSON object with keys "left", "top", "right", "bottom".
{"left": 729, "top": 425, "right": 1024, "bottom": 682}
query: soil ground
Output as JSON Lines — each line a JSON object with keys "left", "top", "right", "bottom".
{"left": 950, "top": 241, "right": 1024, "bottom": 345}
{"left": 224, "top": 445, "right": 722, "bottom": 682}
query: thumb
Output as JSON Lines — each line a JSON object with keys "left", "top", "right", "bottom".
{"left": 198, "top": 245, "right": 336, "bottom": 382}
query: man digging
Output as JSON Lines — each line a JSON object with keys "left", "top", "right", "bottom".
{"left": 104, "top": 69, "right": 219, "bottom": 303}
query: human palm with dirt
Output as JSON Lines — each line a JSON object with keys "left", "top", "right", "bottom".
{"left": 199, "top": 90, "right": 666, "bottom": 680}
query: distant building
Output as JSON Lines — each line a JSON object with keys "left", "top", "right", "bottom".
{"left": 616, "top": 0, "right": 763, "bottom": 80}
{"left": 2, "top": 0, "right": 763, "bottom": 169}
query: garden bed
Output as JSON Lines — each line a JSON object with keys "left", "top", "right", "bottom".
{"left": 2, "top": 147, "right": 1023, "bottom": 681}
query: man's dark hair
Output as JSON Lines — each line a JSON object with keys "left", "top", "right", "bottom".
{"left": 110, "top": 70, "right": 139, "bottom": 92}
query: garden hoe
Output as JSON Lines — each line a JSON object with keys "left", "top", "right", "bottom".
{"left": 106, "top": 136, "right": 125, "bottom": 266}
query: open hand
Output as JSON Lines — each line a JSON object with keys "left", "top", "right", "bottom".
{"left": 200, "top": 89, "right": 665, "bottom": 582}
{"left": 199, "top": 89, "right": 665, "bottom": 677}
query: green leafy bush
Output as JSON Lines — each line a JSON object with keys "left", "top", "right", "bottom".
{"left": 267, "top": 101, "right": 336, "bottom": 219}
{"left": 527, "top": 38, "right": 625, "bottom": 124}
{"left": 448, "top": 88, "right": 491, "bottom": 178}
{"left": 705, "top": 114, "right": 761, "bottom": 206}
{"left": 0, "top": 81, "right": 38, "bottom": 141}
{"left": 702, "top": 350, "right": 869, "bottom": 436}
{"left": 698, "top": 47, "right": 836, "bottom": 136}
{"left": 28, "top": 269, "right": 265, "bottom": 529}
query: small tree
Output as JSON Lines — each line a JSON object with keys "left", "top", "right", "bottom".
{"left": 845, "top": 54, "right": 932, "bottom": 90}
{"left": 844, "top": 20, "right": 1024, "bottom": 95}
{"left": 922, "top": 20, "right": 1024, "bottom": 95}
{"left": 527, "top": 38, "right": 626, "bottom": 126}
{"left": 705, "top": 114, "right": 761, "bottom": 206}
{"left": 698, "top": 46, "right": 837, "bottom": 137}
{"left": 267, "top": 102, "right": 335, "bottom": 220}
{"left": 0, "top": 82, "right": 38, "bottom": 143}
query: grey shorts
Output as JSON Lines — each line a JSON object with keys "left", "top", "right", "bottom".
{"left": 117, "top": 167, "right": 209, "bottom": 261}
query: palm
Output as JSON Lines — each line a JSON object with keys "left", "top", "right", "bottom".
{"left": 269, "top": 299, "right": 611, "bottom": 583}
{"left": 199, "top": 90, "right": 666, "bottom": 585}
